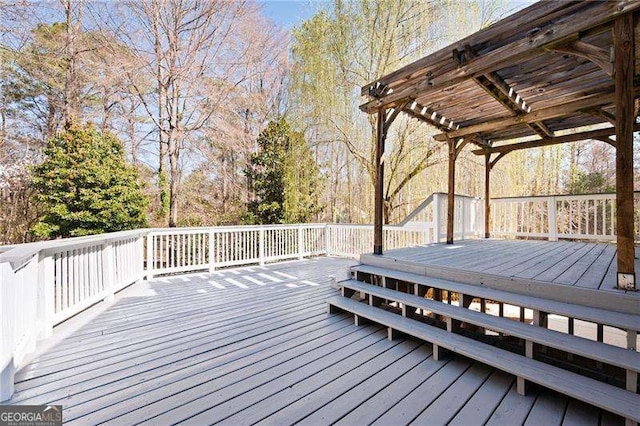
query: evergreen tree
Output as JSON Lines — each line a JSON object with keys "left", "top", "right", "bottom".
{"left": 245, "top": 118, "right": 323, "bottom": 224}
{"left": 31, "top": 124, "right": 148, "bottom": 238}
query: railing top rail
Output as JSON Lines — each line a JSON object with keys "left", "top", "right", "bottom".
{"left": 491, "top": 191, "right": 640, "bottom": 202}
{"left": 0, "top": 229, "right": 147, "bottom": 269}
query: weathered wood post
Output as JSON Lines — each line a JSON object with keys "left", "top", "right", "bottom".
{"left": 484, "top": 153, "right": 491, "bottom": 238}
{"left": 614, "top": 13, "right": 636, "bottom": 291}
{"left": 446, "top": 138, "right": 456, "bottom": 244}
{"left": 374, "top": 107, "right": 386, "bottom": 255}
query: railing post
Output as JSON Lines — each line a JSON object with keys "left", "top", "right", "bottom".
{"left": 259, "top": 227, "right": 265, "bottom": 266}
{"left": 547, "top": 196, "right": 558, "bottom": 241}
{"left": 136, "top": 235, "right": 144, "bottom": 282}
{"left": 433, "top": 194, "right": 441, "bottom": 243}
{"left": 298, "top": 225, "right": 304, "bottom": 260}
{"left": 36, "top": 252, "right": 54, "bottom": 340}
{"left": 145, "top": 232, "right": 154, "bottom": 280}
{"left": 325, "top": 224, "right": 331, "bottom": 256}
{"left": 208, "top": 228, "right": 215, "bottom": 273}
{"left": 102, "top": 242, "right": 115, "bottom": 301}
{"left": 460, "top": 196, "right": 467, "bottom": 240}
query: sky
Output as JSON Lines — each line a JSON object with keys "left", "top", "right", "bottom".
{"left": 258, "top": 0, "right": 327, "bottom": 29}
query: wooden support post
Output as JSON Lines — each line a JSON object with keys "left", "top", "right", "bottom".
{"left": 484, "top": 153, "right": 491, "bottom": 238}
{"left": 374, "top": 108, "right": 386, "bottom": 255}
{"left": 447, "top": 138, "right": 456, "bottom": 244}
{"left": 614, "top": 13, "right": 636, "bottom": 290}
{"left": 627, "top": 330, "right": 638, "bottom": 395}
{"left": 518, "top": 338, "right": 534, "bottom": 395}
{"left": 533, "top": 310, "right": 548, "bottom": 355}
{"left": 388, "top": 327, "right": 401, "bottom": 341}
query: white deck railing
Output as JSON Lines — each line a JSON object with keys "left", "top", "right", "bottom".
{"left": 491, "top": 192, "right": 640, "bottom": 241}
{"left": 399, "top": 192, "right": 484, "bottom": 242}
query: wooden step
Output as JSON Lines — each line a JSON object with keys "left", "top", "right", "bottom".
{"left": 327, "top": 296, "right": 640, "bottom": 423}
{"left": 340, "top": 279, "right": 640, "bottom": 372}
{"left": 352, "top": 264, "right": 640, "bottom": 332}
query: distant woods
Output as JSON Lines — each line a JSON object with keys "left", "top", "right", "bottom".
{"left": 0, "top": 0, "right": 636, "bottom": 244}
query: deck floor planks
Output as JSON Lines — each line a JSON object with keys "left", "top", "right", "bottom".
{"left": 394, "top": 240, "right": 511, "bottom": 265}
{"left": 484, "top": 241, "right": 573, "bottom": 276}
{"left": 17, "top": 288, "right": 338, "bottom": 385}
{"left": 485, "top": 382, "right": 540, "bottom": 426}
{"left": 561, "top": 399, "right": 601, "bottom": 426}
{"left": 459, "top": 240, "right": 561, "bottom": 273}
{"left": 371, "top": 357, "right": 473, "bottom": 426}
{"left": 409, "top": 362, "right": 494, "bottom": 425}
{"left": 14, "top": 295, "right": 337, "bottom": 399}
{"left": 139, "top": 327, "right": 387, "bottom": 425}
{"left": 524, "top": 391, "right": 569, "bottom": 426}
{"left": 516, "top": 242, "right": 590, "bottom": 280}
{"left": 266, "top": 344, "right": 431, "bottom": 426}
{"left": 447, "top": 370, "right": 515, "bottom": 426}
{"left": 553, "top": 243, "right": 608, "bottom": 285}
{"left": 576, "top": 244, "right": 617, "bottom": 289}
{"left": 409, "top": 240, "right": 533, "bottom": 268}
{"left": 65, "top": 316, "right": 361, "bottom": 424}
{"left": 6, "top": 256, "right": 621, "bottom": 425}
{"left": 333, "top": 352, "right": 450, "bottom": 426}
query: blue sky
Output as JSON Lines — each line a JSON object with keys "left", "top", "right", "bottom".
{"left": 258, "top": 0, "right": 327, "bottom": 29}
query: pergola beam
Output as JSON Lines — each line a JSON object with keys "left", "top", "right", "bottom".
{"left": 469, "top": 126, "right": 637, "bottom": 156}
{"left": 434, "top": 90, "right": 640, "bottom": 142}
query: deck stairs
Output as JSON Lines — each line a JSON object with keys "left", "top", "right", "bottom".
{"left": 327, "top": 263, "right": 640, "bottom": 425}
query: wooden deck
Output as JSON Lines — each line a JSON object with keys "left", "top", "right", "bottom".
{"left": 4, "top": 256, "right": 628, "bottom": 425}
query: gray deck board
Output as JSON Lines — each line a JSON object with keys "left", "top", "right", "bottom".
{"left": 577, "top": 244, "right": 617, "bottom": 289}
{"left": 448, "top": 370, "right": 515, "bottom": 426}
{"left": 480, "top": 241, "right": 570, "bottom": 275}
{"left": 486, "top": 382, "right": 539, "bottom": 426}
{"left": 372, "top": 357, "right": 473, "bottom": 426}
{"left": 524, "top": 391, "right": 569, "bottom": 426}
{"left": 333, "top": 352, "right": 446, "bottom": 426}
{"left": 562, "top": 399, "right": 601, "bottom": 426}
{"left": 409, "top": 362, "right": 494, "bottom": 425}
{"left": 536, "top": 243, "right": 603, "bottom": 283}
{"left": 235, "top": 341, "right": 425, "bottom": 426}
{"left": 5, "top": 256, "right": 618, "bottom": 425}
{"left": 493, "top": 241, "right": 574, "bottom": 277}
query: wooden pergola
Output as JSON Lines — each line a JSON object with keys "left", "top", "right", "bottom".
{"left": 360, "top": 1, "right": 639, "bottom": 290}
